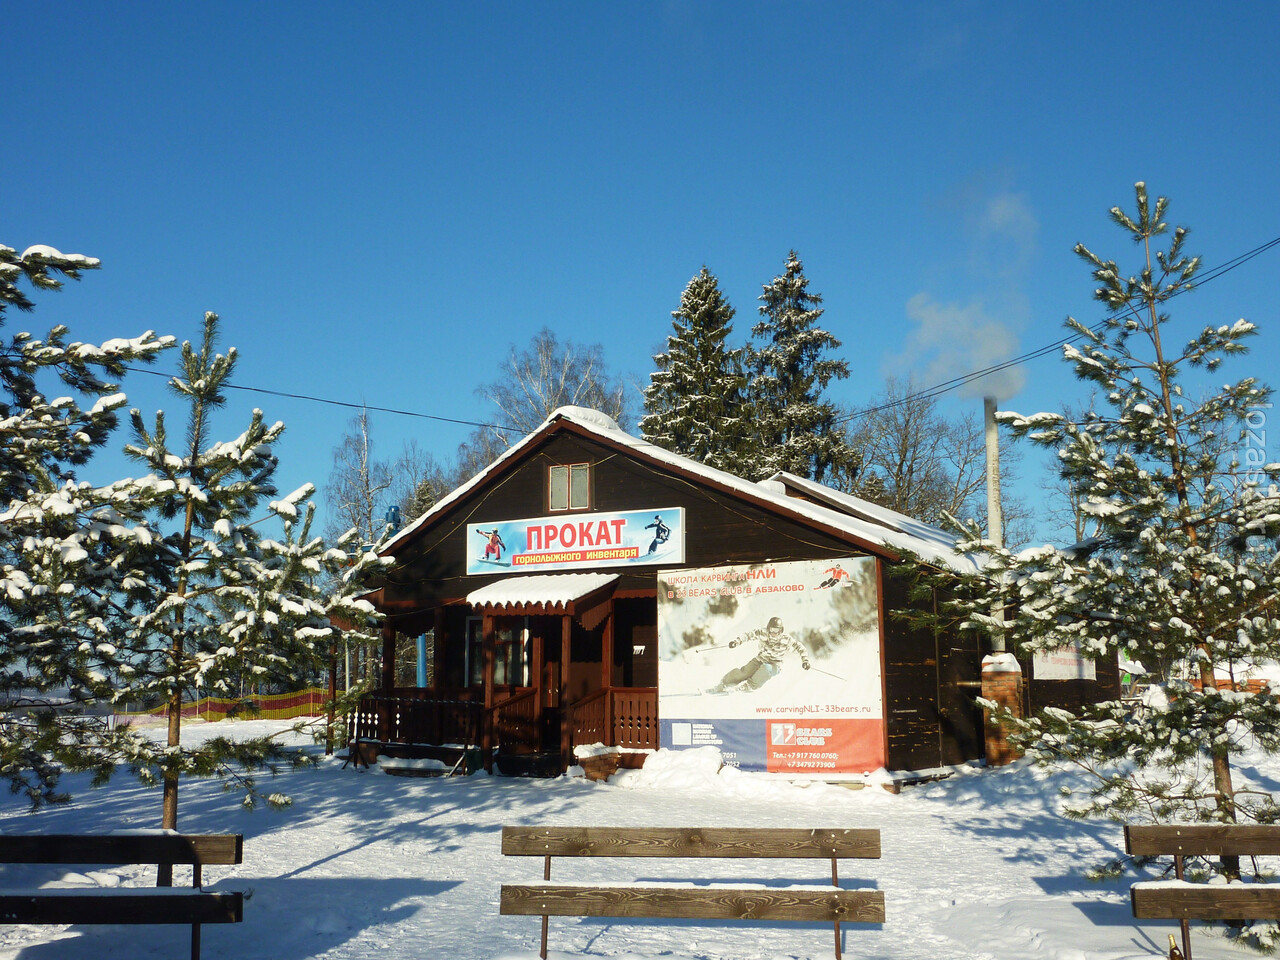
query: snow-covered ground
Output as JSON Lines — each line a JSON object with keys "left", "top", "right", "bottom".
{"left": 0, "top": 718, "right": 1272, "bottom": 960}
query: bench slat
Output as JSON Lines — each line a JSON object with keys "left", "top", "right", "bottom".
{"left": 501, "top": 884, "right": 884, "bottom": 923}
{"left": 0, "top": 834, "right": 242, "bottom": 866}
{"left": 502, "top": 827, "right": 880, "bottom": 859}
{"left": 1132, "top": 884, "right": 1280, "bottom": 920}
{"left": 0, "top": 892, "right": 243, "bottom": 925}
{"left": 1125, "top": 824, "right": 1280, "bottom": 857}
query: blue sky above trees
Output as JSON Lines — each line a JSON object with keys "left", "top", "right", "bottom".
{"left": 8, "top": 1, "right": 1279, "bottom": 542}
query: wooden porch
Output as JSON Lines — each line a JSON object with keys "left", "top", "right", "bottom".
{"left": 357, "top": 573, "right": 660, "bottom": 774}
{"left": 348, "top": 685, "right": 658, "bottom": 774}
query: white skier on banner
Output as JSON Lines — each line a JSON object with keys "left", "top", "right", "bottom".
{"left": 707, "top": 616, "right": 810, "bottom": 693}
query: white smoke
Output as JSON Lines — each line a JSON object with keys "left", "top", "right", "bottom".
{"left": 891, "top": 189, "right": 1038, "bottom": 400}
{"left": 898, "top": 293, "right": 1027, "bottom": 399}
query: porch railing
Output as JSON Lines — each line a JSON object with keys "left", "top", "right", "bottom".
{"left": 569, "top": 687, "right": 658, "bottom": 751}
{"left": 349, "top": 695, "right": 482, "bottom": 747}
{"left": 569, "top": 688, "right": 610, "bottom": 746}
{"left": 352, "top": 685, "right": 658, "bottom": 756}
{"left": 610, "top": 687, "right": 659, "bottom": 750}
{"left": 492, "top": 687, "right": 540, "bottom": 754}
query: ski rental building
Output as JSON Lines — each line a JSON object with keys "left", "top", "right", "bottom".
{"left": 354, "top": 406, "right": 1119, "bottom": 780}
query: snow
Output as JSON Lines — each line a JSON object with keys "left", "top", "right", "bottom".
{"left": 19, "top": 245, "right": 101, "bottom": 268}
{"left": 552, "top": 406, "right": 621, "bottom": 431}
{"left": 981, "top": 652, "right": 1022, "bottom": 674}
{"left": 0, "top": 718, "right": 1273, "bottom": 959}
{"left": 466, "top": 573, "right": 619, "bottom": 608}
{"left": 573, "top": 743, "right": 619, "bottom": 759}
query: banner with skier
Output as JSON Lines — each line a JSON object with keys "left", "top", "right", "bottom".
{"left": 656, "top": 557, "right": 884, "bottom": 776}
{"left": 465, "top": 508, "right": 684, "bottom": 575}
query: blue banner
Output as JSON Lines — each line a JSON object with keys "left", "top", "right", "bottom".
{"left": 467, "top": 507, "right": 685, "bottom": 575}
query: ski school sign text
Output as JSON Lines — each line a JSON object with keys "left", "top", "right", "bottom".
{"left": 656, "top": 557, "right": 885, "bottom": 777}
{"left": 466, "top": 508, "right": 685, "bottom": 574}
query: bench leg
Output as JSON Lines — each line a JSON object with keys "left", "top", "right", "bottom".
{"left": 1174, "top": 855, "right": 1191, "bottom": 960}
{"left": 832, "top": 855, "right": 842, "bottom": 960}
{"left": 541, "top": 854, "right": 551, "bottom": 960}
{"left": 192, "top": 862, "right": 204, "bottom": 960}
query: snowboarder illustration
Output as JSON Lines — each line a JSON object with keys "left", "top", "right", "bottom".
{"left": 477, "top": 527, "right": 506, "bottom": 561}
{"left": 816, "top": 563, "right": 850, "bottom": 589}
{"left": 645, "top": 514, "right": 671, "bottom": 555}
{"left": 707, "top": 616, "right": 810, "bottom": 693}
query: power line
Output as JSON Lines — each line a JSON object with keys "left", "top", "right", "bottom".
{"left": 122, "top": 234, "right": 1279, "bottom": 435}
{"left": 837, "top": 234, "right": 1280, "bottom": 424}
{"left": 121, "top": 365, "right": 513, "bottom": 431}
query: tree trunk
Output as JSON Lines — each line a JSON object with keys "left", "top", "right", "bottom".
{"left": 158, "top": 496, "right": 197, "bottom": 885}
{"left": 157, "top": 675, "right": 182, "bottom": 886}
{"left": 1143, "top": 231, "right": 1238, "bottom": 827}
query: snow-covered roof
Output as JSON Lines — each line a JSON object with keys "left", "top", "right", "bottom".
{"left": 466, "top": 573, "right": 618, "bottom": 609}
{"left": 757, "top": 472, "right": 982, "bottom": 572}
{"left": 384, "top": 406, "right": 982, "bottom": 574}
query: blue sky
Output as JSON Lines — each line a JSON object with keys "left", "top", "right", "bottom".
{"left": 8, "top": 1, "right": 1279, "bottom": 542}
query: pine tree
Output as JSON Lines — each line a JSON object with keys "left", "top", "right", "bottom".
{"left": 748, "top": 251, "right": 859, "bottom": 483}
{"left": 949, "top": 185, "right": 1280, "bottom": 836}
{"left": 640, "top": 266, "right": 752, "bottom": 475}
{"left": 118, "top": 313, "right": 385, "bottom": 854}
{"left": 0, "top": 242, "right": 172, "bottom": 807}
{"left": 1, "top": 255, "right": 384, "bottom": 823}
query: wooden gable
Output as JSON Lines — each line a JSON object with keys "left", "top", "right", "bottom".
{"left": 378, "top": 419, "right": 891, "bottom": 624}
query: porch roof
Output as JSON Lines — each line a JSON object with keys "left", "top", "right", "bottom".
{"left": 465, "top": 573, "right": 618, "bottom": 616}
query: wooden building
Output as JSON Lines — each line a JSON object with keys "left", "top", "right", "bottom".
{"left": 355, "top": 406, "right": 1118, "bottom": 777}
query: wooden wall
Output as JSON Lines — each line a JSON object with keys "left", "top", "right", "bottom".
{"left": 380, "top": 430, "right": 868, "bottom": 611}
{"left": 879, "top": 565, "right": 984, "bottom": 771}
{"left": 1026, "top": 655, "right": 1122, "bottom": 713}
{"left": 381, "top": 426, "right": 991, "bottom": 770}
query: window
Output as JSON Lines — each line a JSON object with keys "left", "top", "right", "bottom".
{"left": 465, "top": 617, "right": 530, "bottom": 687}
{"left": 548, "top": 462, "right": 590, "bottom": 511}
{"left": 465, "top": 618, "right": 483, "bottom": 686}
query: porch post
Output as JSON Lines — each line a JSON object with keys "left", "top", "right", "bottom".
{"left": 482, "top": 613, "right": 496, "bottom": 772}
{"left": 560, "top": 616, "right": 572, "bottom": 767}
{"left": 432, "top": 607, "right": 446, "bottom": 689}
{"left": 600, "top": 612, "right": 614, "bottom": 690}
{"left": 378, "top": 622, "right": 395, "bottom": 742}
{"left": 530, "top": 628, "right": 545, "bottom": 726}
{"left": 380, "top": 622, "right": 396, "bottom": 694}
{"left": 601, "top": 612, "right": 614, "bottom": 746}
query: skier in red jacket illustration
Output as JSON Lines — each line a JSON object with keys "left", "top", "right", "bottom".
{"left": 708, "top": 616, "right": 810, "bottom": 693}
{"left": 477, "top": 527, "right": 506, "bottom": 560}
{"left": 816, "top": 563, "right": 850, "bottom": 589}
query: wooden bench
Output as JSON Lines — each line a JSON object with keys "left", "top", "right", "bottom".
{"left": 0, "top": 832, "right": 244, "bottom": 960}
{"left": 500, "top": 826, "right": 884, "bottom": 959}
{"left": 1126, "top": 823, "right": 1280, "bottom": 960}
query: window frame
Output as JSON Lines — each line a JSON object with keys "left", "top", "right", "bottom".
{"left": 548, "top": 462, "right": 591, "bottom": 512}
{"left": 464, "top": 616, "right": 530, "bottom": 687}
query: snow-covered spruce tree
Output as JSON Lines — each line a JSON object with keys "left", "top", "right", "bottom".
{"left": 748, "top": 251, "right": 859, "bottom": 483}
{"left": 118, "top": 313, "right": 386, "bottom": 855}
{"left": 954, "top": 184, "right": 1280, "bottom": 833}
{"left": 0, "top": 242, "right": 172, "bottom": 806}
{"left": 641, "top": 266, "right": 753, "bottom": 475}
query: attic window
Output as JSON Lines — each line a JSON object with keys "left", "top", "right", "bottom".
{"left": 549, "top": 463, "right": 590, "bottom": 511}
